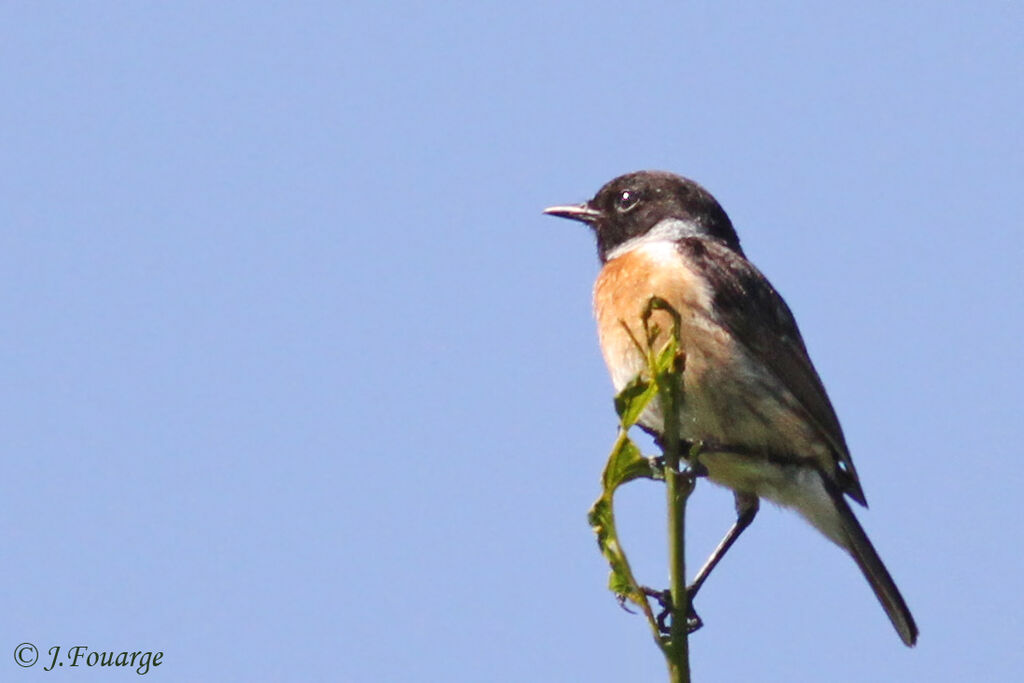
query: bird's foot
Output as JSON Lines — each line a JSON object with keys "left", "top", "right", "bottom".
{"left": 641, "top": 586, "right": 704, "bottom": 635}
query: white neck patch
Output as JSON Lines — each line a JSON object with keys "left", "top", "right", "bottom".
{"left": 605, "top": 218, "right": 703, "bottom": 261}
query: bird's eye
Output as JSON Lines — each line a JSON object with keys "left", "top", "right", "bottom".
{"left": 616, "top": 189, "right": 641, "bottom": 213}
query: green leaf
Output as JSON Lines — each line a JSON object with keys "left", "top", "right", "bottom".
{"left": 588, "top": 433, "right": 662, "bottom": 614}
{"left": 614, "top": 375, "right": 656, "bottom": 428}
{"left": 587, "top": 498, "right": 612, "bottom": 545}
{"left": 589, "top": 494, "right": 645, "bottom": 609}
{"left": 654, "top": 337, "right": 679, "bottom": 376}
{"left": 608, "top": 562, "right": 645, "bottom": 607}
{"left": 602, "top": 435, "right": 654, "bottom": 490}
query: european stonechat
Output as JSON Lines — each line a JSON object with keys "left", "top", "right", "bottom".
{"left": 545, "top": 170, "right": 917, "bottom": 646}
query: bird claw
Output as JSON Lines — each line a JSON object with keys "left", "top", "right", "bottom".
{"left": 642, "top": 586, "right": 704, "bottom": 635}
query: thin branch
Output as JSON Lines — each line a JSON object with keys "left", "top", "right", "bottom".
{"left": 656, "top": 342, "right": 693, "bottom": 683}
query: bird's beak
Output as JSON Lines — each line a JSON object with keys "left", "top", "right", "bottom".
{"left": 542, "top": 203, "right": 603, "bottom": 223}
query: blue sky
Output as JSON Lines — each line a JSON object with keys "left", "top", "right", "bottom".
{"left": 2, "top": 2, "right": 1021, "bottom": 681}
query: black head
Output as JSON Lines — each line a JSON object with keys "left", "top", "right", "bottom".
{"left": 544, "top": 171, "right": 741, "bottom": 261}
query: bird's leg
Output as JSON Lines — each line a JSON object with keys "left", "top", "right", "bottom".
{"left": 687, "top": 493, "right": 759, "bottom": 602}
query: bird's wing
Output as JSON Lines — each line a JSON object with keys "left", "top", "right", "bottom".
{"left": 679, "top": 237, "right": 866, "bottom": 505}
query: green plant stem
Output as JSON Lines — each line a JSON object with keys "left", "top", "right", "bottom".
{"left": 659, "top": 367, "right": 691, "bottom": 683}
{"left": 599, "top": 298, "right": 693, "bottom": 680}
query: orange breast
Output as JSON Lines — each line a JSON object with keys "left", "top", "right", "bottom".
{"left": 595, "top": 241, "right": 713, "bottom": 381}
{"left": 593, "top": 240, "right": 742, "bottom": 439}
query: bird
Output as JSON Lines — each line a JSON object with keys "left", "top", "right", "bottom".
{"left": 544, "top": 170, "right": 917, "bottom": 646}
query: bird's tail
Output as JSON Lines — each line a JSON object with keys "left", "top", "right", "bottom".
{"left": 831, "top": 492, "right": 919, "bottom": 646}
